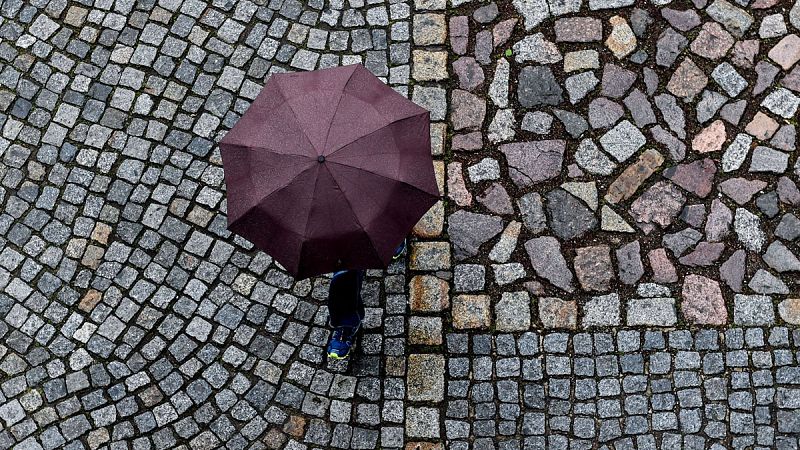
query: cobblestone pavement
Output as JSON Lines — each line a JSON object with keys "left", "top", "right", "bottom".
{"left": 1, "top": 0, "right": 800, "bottom": 448}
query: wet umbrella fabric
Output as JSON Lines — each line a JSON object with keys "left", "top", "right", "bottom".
{"left": 220, "top": 64, "right": 440, "bottom": 279}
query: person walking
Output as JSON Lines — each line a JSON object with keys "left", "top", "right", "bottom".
{"left": 326, "top": 239, "right": 406, "bottom": 359}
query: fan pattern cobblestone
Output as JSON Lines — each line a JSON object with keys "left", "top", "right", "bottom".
{"left": 0, "top": 0, "right": 799, "bottom": 448}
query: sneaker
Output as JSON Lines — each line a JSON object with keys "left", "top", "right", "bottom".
{"left": 392, "top": 238, "right": 406, "bottom": 261}
{"left": 326, "top": 323, "right": 360, "bottom": 359}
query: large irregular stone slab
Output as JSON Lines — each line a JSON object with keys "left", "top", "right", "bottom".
{"left": 720, "top": 249, "right": 746, "bottom": 292}
{"left": 447, "top": 162, "right": 472, "bottom": 207}
{"left": 574, "top": 245, "right": 613, "bottom": 291}
{"left": 692, "top": 120, "right": 726, "bottom": 153}
{"left": 489, "top": 58, "right": 510, "bottom": 107}
{"left": 499, "top": 140, "right": 565, "bottom": 187}
{"left": 452, "top": 57, "right": 485, "bottom": 91}
{"left": 599, "top": 120, "right": 646, "bottom": 163}
{"left": 679, "top": 242, "right": 725, "bottom": 266}
{"left": 651, "top": 126, "right": 687, "bottom": 162}
{"left": 493, "top": 18, "right": 518, "bottom": 48}
{"left": 489, "top": 220, "right": 521, "bottom": 263}
{"left": 706, "top": 199, "right": 733, "bottom": 241}
{"left": 606, "top": 15, "right": 637, "bottom": 59}
{"left": 695, "top": 90, "right": 729, "bottom": 124}
{"left": 762, "top": 88, "right": 800, "bottom": 118}
{"left": 778, "top": 176, "right": 800, "bottom": 205}
{"left": 763, "top": 241, "right": 800, "bottom": 272}
{"left": 561, "top": 181, "right": 598, "bottom": 211}
{"left": 512, "top": 33, "right": 562, "bottom": 64}
{"left": 776, "top": 213, "right": 800, "bottom": 241}
{"left": 734, "top": 207, "right": 766, "bottom": 252}
{"left": 545, "top": 188, "right": 598, "bottom": 240}
{"left": 448, "top": 210, "right": 503, "bottom": 260}
{"left": 663, "top": 158, "right": 716, "bottom": 198}
{"left": 617, "top": 240, "right": 644, "bottom": 285}
{"left": 517, "top": 192, "right": 547, "bottom": 234}
{"left": 661, "top": 8, "right": 701, "bottom": 31}
{"left": 719, "top": 177, "right": 768, "bottom": 205}
{"left": 588, "top": 97, "right": 624, "bottom": 129}
{"left": 656, "top": 27, "right": 689, "bottom": 67}
{"left": 476, "top": 182, "right": 514, "bottom": 215}
{"left": 630, "top": 181, "right": 687, "bottom": 230}
{"left": 601, "top": 63, "right": 637, "bottom": 98}
{"left": 682, "top": 274, "right": 727, "bottom": 325}
{"left": 722, "top": 133, "right": 753, "bottom": 172}
{"left": 605, "top": 148, "right": 664, "bottom": 203}
{"left": 667, "top": 58, "right": 708, "bottom": 100}
{"left": 750, "top": 269, "right": 790, "bottom": 294}
{"left": 663, "top": 228, "right": 703, "bottom": 257}
{"left": 565, "top": 71, "right": 599, "bottom": 104}
{"left": 552, "top": 109, "right": 588, "bottom": 138}
{"left": 768, "top": 34, "right": 800, "bottom": 70}
{"left": 750, "top": 146, "right": 789, "bottom": 173}
{"left": 513, "top": 0, "right": 548, "bottom": 30}
{"left": 649, "top": 248, "right": 679, "bottom": 283}
{"left": 623, "top": 89, "right": 656, "bottom": 127}
{"left": 575, "top": 138, "right": 617, "bottom": 175}
{"left": 487, "top": 109, "right": 516, "bottom": 143}
{"left": 711, "top": 63, "right": 747, "bottom": 97}
{"left": 601, "top": 205, "right": 635, "bottom": 233}
{"left": 451, "top": 89, "right": 486, "bottom": 130}
{"left": 518, "top": 66, "right": 564, "bottom": 107}
{"left": 706, "top": 0, "right": 754, "bottom": 38}
{"left": 690, "top": 22, "right": 734, "bottom": 59}
{"left": 525, "top": 236, "right": 574, "bottom": 292}
{"left": 654, "top": 94, "right": 686, "bottom": 138}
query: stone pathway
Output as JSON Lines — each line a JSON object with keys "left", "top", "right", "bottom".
{"left": 0, "top": 0, "right": 799, "bottom": 448}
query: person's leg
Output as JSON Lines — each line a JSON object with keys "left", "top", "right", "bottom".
{"left": 327, "top": 270, "right": 364, "bottom": 328}
{"left": 326, "top": 269, "right": 366, "bottom": 359}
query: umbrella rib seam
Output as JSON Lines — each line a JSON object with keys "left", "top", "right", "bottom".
{"left": 325, "top": 158, "right": 440, "bottom": 198}
{"left": 228, "top": 164, "right": 316, "bottom": 230}
{"left": 321, "top": 66, "right": 359, "bottom": 153}
{"left": 325, "top": 111, "right": 429, "bottom": 159}
{"left": 321, "top": 164, "right": 385, "bottom": 265}
{"left": 274, "top": 79, "right": 321, "bottom": 157}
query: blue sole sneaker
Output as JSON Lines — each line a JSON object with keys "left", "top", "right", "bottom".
{"left": 326, "top": 323, "right": 360, "bottom": 359}
{"left": 392, "top": 238, "right": 406, "bottom": 261}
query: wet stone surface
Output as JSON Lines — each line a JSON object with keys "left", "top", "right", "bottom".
{"left": 1, "top": 0, "right": 800, "bottom": 448}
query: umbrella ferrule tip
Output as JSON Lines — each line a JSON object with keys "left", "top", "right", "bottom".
{"left": 317, "top": 155, "right": 326, "bottom": 163}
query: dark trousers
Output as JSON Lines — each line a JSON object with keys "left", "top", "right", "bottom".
{"left": 327, "top": 270, "right": 365, "bottom": 328}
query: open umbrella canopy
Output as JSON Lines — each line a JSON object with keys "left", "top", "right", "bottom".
{"left": 220, "top": 64, "right": 440, "bottom": 279}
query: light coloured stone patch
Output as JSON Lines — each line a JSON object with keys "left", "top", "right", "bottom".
{"left": 734, "top": 294, "right": 775, "bottom": 325}
{"left": 627, "top": 298, "right": 677, "bottom": 326}
{"left": 582, "top": 293, "right": 621, "bottom": 327}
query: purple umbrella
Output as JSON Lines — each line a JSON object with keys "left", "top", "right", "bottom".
{"left": 220, "top": 64, "right": 440, "bottom": 279}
